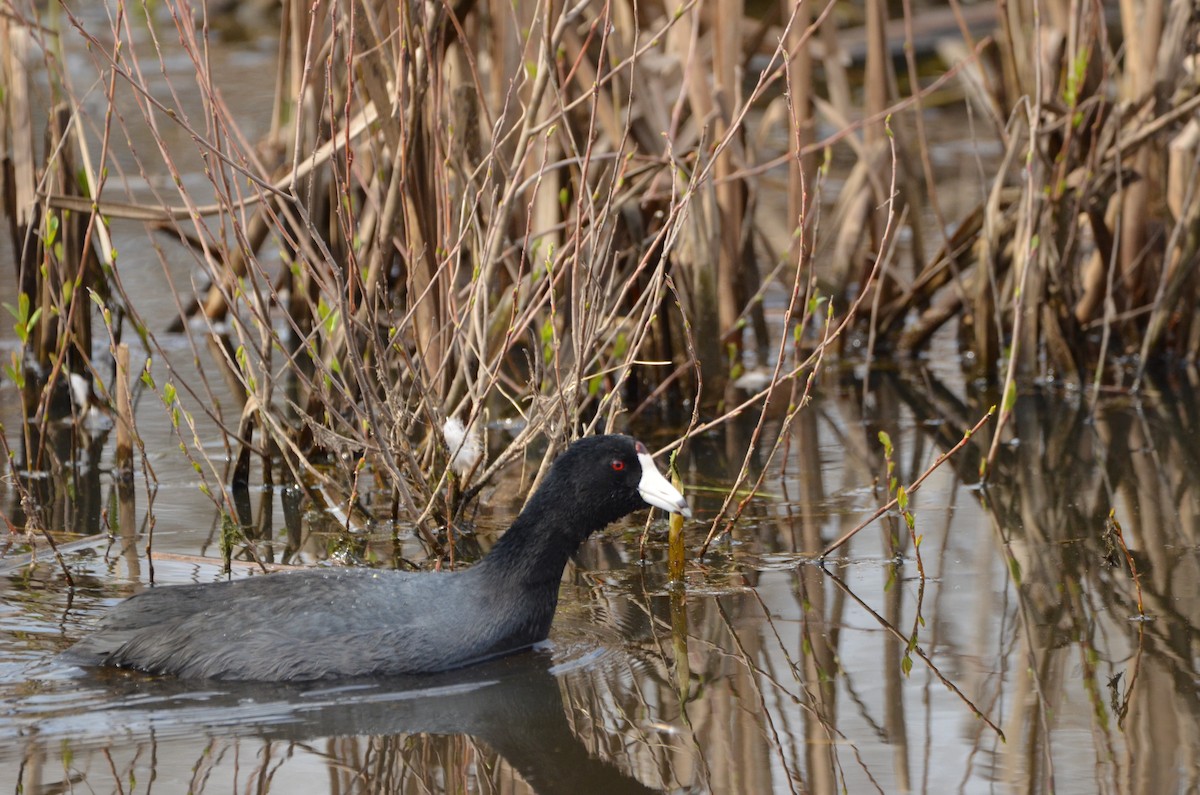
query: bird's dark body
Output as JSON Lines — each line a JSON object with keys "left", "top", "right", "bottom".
{"left": 65, "top": 566, "right": 556, "bottom": 681}
{"left": 63, "top": 435, "right": 688, "bottom": 682}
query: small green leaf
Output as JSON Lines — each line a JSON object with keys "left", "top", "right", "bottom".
{"left": 878, "top": 430, "right": 893, "bottom": 457}
{"left": 1003, "top": 380, "right": 1018, "bottom": 413}
{"left": 4, "top": 353, "right": 24, "bottom": 389}
{"left": 24, "top": 309, "right": 41, "bottom": 344}
{"left": 1008, "top": 556, "right": 1022, "bottom": 584}
{"left": 613, "top": 332, "right": 628, "bottom": 359}
{"left": 3, "top": 293, "right": 40, "bottom": 345}
{"left": 317, "top": 297, "right": 339, "bottom": 336}
{"left": 4, "top": 292, "right": 27, "bottom": 322}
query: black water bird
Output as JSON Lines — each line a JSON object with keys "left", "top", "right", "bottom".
{"left": 64, "top": 435, "right": 690, "bottom": 682}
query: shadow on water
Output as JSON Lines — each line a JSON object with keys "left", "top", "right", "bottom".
{"left": 2, "top": 652, "right": 659, "bottom": 794}
{"left": 5, "top": 366, "right": 1200, "bottom": 792}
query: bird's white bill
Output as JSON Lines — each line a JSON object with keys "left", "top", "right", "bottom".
{"left": 637, "top": 452, "right": 692, "bottom": 518}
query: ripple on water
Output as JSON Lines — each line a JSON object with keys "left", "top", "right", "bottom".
{"left": 546, "top": 613, "right": 628, "bottom": 674}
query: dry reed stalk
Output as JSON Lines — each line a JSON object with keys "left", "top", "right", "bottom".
{"left": 0, "top": 15, "right": 35, "bottom": 238}
{"left": 712, "top": 0, "right": 747, "bottom": 397}
{"left": 862, "top": 0, "right": 1199, "bottom": 393}
{"left": 784, "top": 0, "right": 816, "bottom": 268}
{"left": 114, "top": 343, "right": 133, "bottom": 480}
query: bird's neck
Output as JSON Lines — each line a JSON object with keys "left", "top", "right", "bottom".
{"left": 478, "top": 488, "right": 603, "bottom": 591}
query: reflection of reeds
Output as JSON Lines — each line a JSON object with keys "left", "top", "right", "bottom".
{"left": 12, "top": 368, "right": 1200, "bottom": 790}
{"left": 868, "top": 370, "right": 1200, "bottom": 792}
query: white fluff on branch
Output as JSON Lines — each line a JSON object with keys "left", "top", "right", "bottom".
{"left": 442, "top": 417, "right": 483, "bottom": 477}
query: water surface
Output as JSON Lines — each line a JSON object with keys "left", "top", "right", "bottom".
{"left": 5, "top": 371, "right": 1200, "bottom": 794}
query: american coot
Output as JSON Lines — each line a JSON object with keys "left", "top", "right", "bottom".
{"left": 64, "top": 435, "right": 690, "bottom": 681}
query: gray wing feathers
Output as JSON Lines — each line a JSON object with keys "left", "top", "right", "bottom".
{"left": 63, "top": 568, "right": 526, "bottom": 680}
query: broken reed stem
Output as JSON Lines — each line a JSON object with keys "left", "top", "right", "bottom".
{"left": 665, "top": 455, "right": 687, "bottom": 584}
{"left": 114, "top": 343, "right": 134, "bottom": 482}
{"left": 820, "top": 406, "right": 995, "bottom": 558}
{"left": 1106, "top": 510, "right": 1145, "bottom": 618}
{"left": 983, "top": 100, "right": 1041, "bottom": 476}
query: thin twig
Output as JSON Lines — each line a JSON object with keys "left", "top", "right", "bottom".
{"left": 820, "top": 407, "right": 995, "bottom": 558}
{"left": 818, "top": 563, "right": 1006, "bottom": 741}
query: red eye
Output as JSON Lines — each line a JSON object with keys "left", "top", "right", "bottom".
{"left": 611, "top": 459, "right": 625, "bottom": 472}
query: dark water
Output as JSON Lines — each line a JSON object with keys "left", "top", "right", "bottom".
{"left": 5, "top": 369, "right": 1200, "bottom": 793}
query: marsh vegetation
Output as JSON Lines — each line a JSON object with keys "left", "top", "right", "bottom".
{"left": 1, "top": 0, "right": 1199, "bottom": 792}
